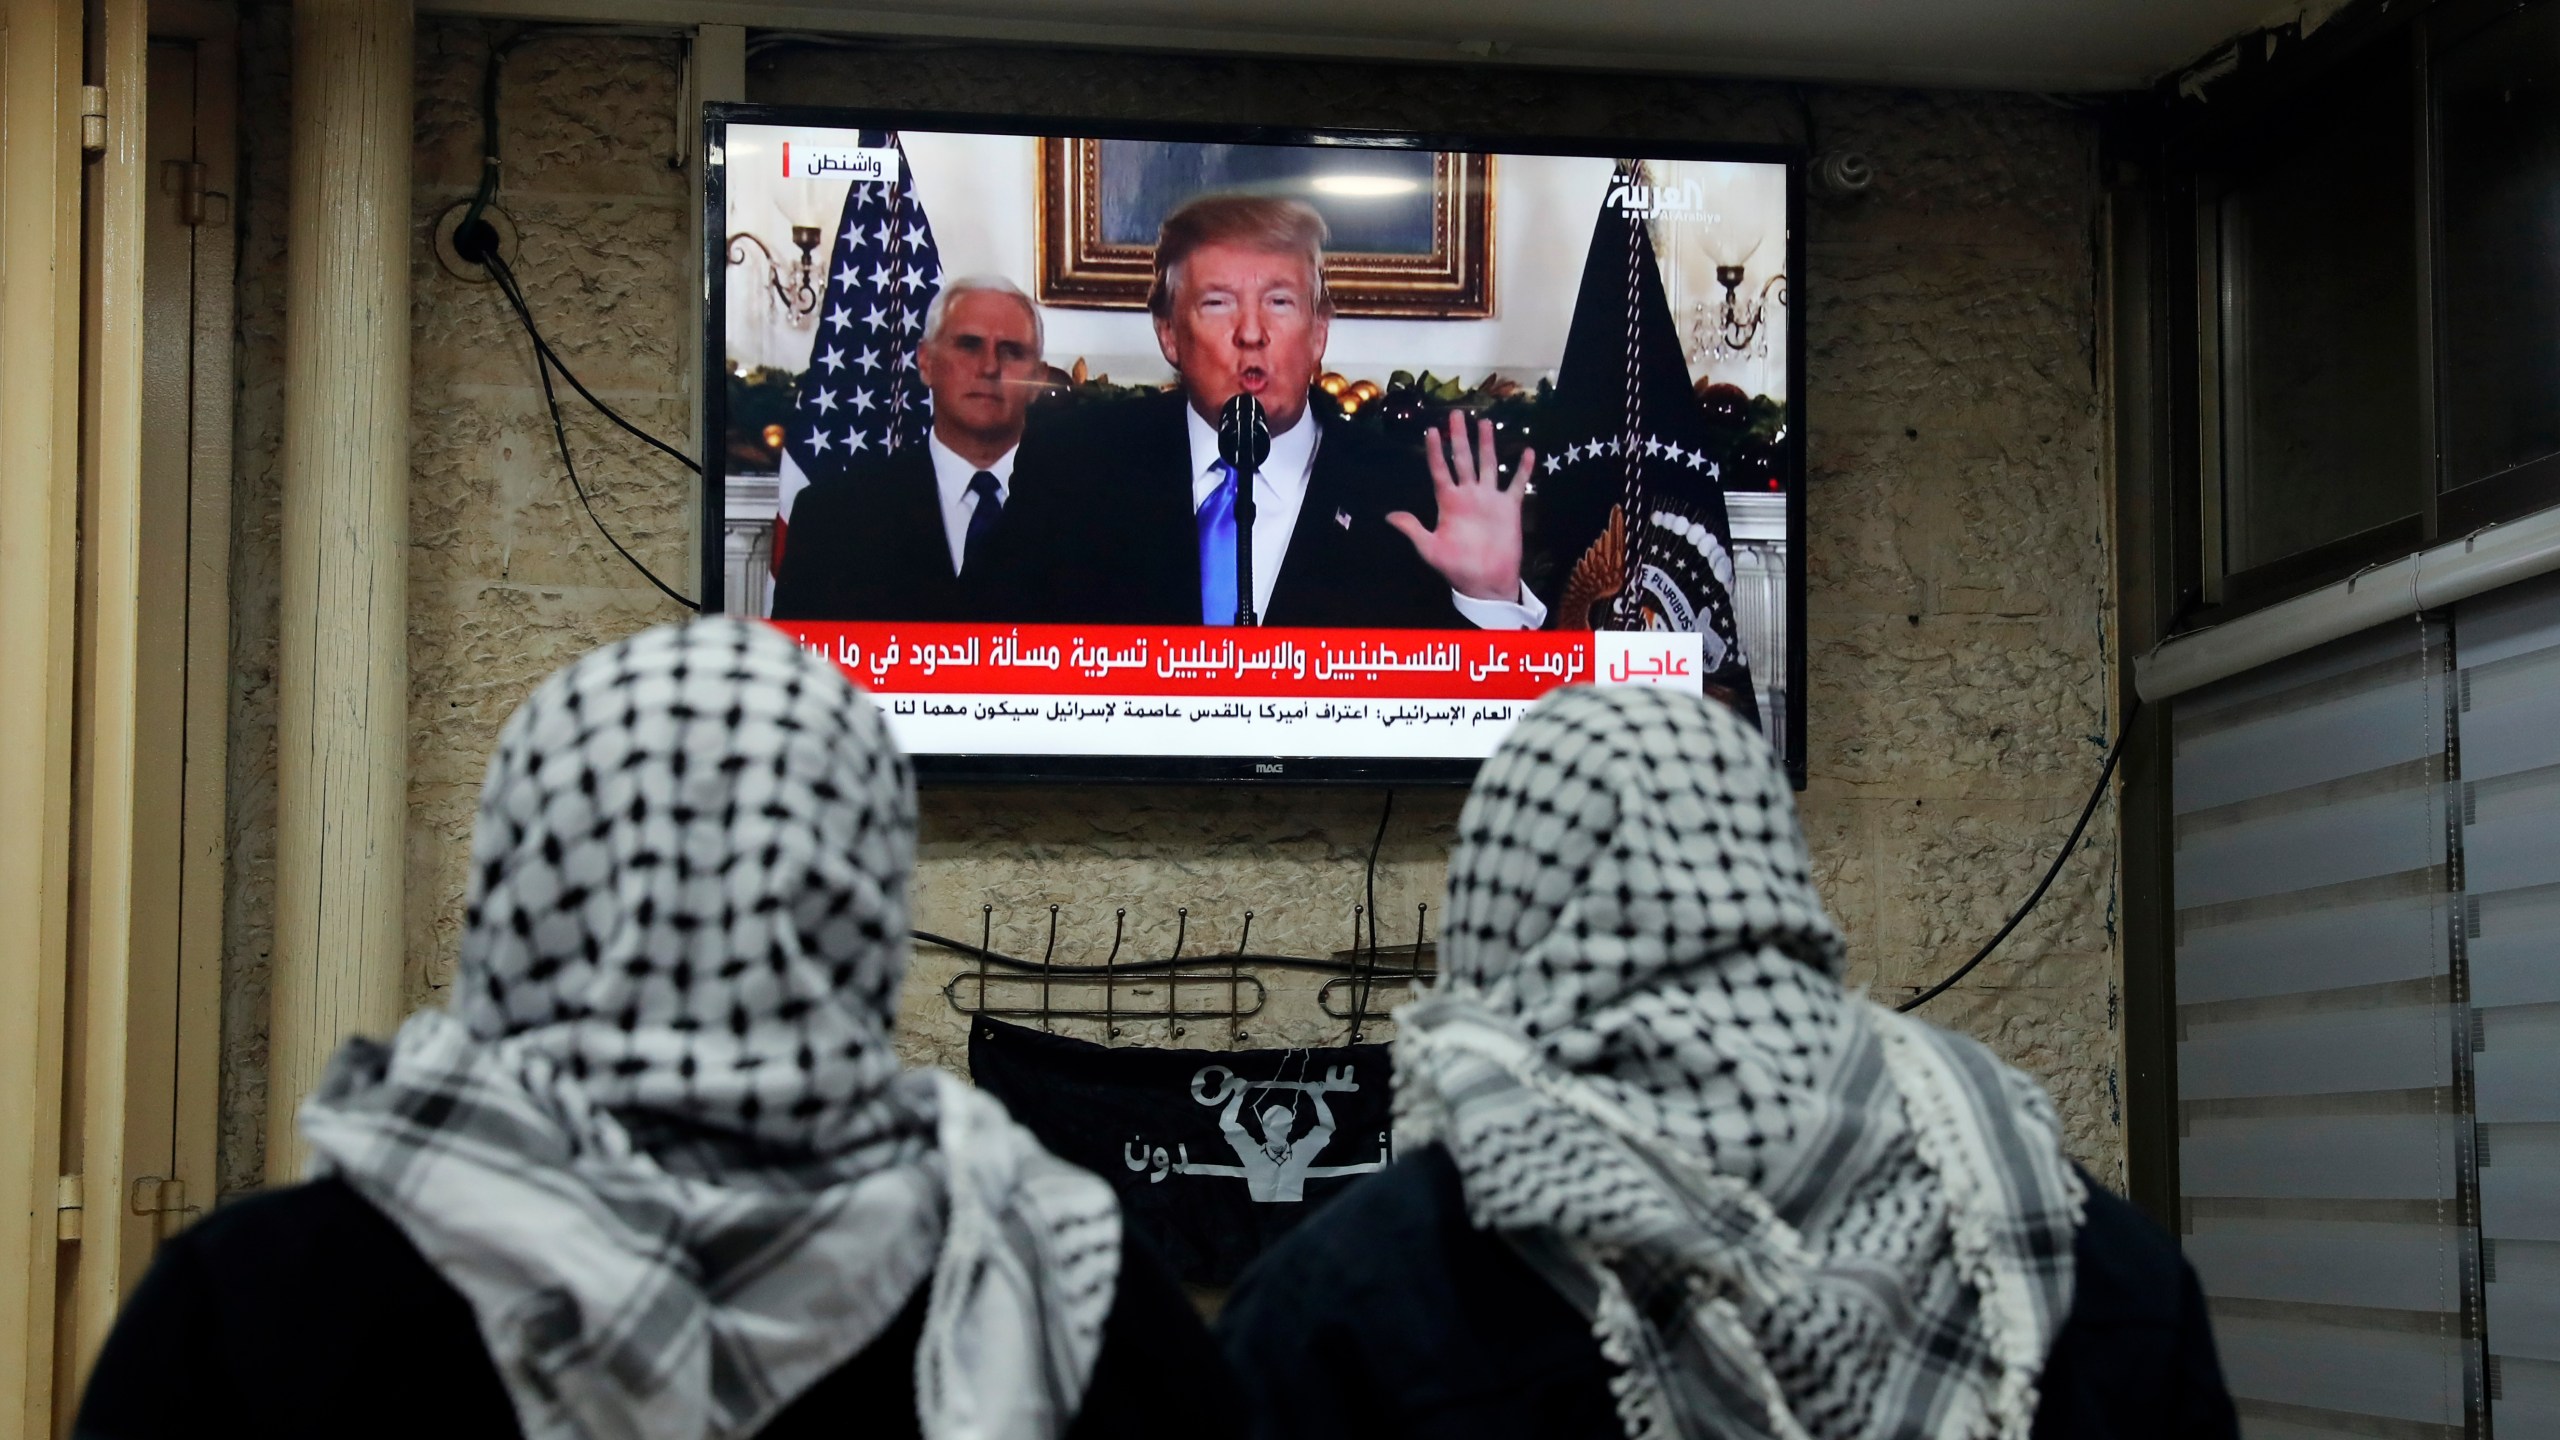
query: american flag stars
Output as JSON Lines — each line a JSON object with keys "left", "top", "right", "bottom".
{"left": 774, "top": 133, "right": 945, "bottom": 574}
{"left": 1545, "top": 434, "right": 1719, "bottom": 474}
{"left": 783, "top": 134, "right": 942, "bottom": 495}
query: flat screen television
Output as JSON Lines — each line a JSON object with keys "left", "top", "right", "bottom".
{"left": 704, "top": 104, "right": 1803, "bottom": 784}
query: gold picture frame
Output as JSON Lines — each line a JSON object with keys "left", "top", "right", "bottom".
{"left": 1037, "top": 137, "right": 1494, "bottom": 319}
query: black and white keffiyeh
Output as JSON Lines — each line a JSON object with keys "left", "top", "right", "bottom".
{"left": 1395, "top": 687, "right": 2084, "bottom": 1440}
{"left": 299, "top": 617, "right": 1119, "bottom": 1440}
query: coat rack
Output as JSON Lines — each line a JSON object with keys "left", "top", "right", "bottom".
{"left": 927, "top": 901, "right": 1437, "bottom": 1046}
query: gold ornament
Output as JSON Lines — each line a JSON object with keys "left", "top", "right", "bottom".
{"left": 1560, "top": 507, "right": 1632, "bottom": 631}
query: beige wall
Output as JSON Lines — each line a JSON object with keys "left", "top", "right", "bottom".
{"left": 220, "top": 14, "right": 2120, "bottom": 1195}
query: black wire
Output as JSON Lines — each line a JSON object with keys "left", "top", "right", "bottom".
{"left": 1897, "top": 695, "right": 2143, "bottom": 1013}
{"left": 486, "top": 253, "right": 702, "bottom": 476}
{"left": 459, "top": 28, "right": 521, "bottom": 241}
{"left": 464, "top": 26, "right": 690, "bottom": 239}
{"left": 482, "top": 254, "right": 700, "bottom": 610}
{"left": 460, "top": 18, "right": 706, "bottom": 623}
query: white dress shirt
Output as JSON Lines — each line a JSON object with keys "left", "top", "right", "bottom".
{"left": 1183, "top": 406, "right": 1546, "bottom": 629}
{"left": 927, "top": 432, "right": 1018, "bottom": 577}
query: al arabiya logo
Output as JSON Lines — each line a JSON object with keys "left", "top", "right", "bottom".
{"left": 1606, "top": 176, "right": 1715, "bottom": 222}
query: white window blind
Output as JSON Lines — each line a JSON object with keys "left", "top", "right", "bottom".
{"left": 2454, "top": 570, "right": 2560, "bottom": 1432}
{"left": 2172, "top": 618, "right": 2482, "bottom": 1440}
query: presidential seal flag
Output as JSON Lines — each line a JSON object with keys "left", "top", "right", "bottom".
{"left": 969, "top": 1020, "right": 1394, "bottom": 1286}
{"left": 1537, "top": 160, "right": 1759, "bottom": 719}
{"left": 772, "top": 130, "right": 943, "bottom": 583}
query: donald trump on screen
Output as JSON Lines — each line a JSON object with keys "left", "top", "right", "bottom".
{"left": 990, "top": 195, "right": 1546, "bottom": 630}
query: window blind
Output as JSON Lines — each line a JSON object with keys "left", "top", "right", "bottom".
{"left": 2172, "top": 618, "right": 2482, "bottom": 1440}
{"left": 2454, "top": 570, "right": 2560, "bottom": 1432}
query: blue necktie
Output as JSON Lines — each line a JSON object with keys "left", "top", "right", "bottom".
{"left": 961, "top": 470, "right": 1003, "bottom": 574}
{"left": 1197, "top": 462, "right": 1239, "bottom": 625}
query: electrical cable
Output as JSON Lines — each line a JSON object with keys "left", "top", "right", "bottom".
{"left": 478, "top": 250, "right": 700, "bottom": 610}
{"left": 1895, "top": 695, "right": 2143, "bottom": 1013}
{"left": 449, "top": 25, "right": 705, "bottom": 609}
{"left": 481, "top": 251, "right": 702, "bottom": 477}
{"left": 462, "top": 25, "right": 691, "bottom": 241}
{"left": 919, "top": 702, "right": 2137, "bottom": 1013}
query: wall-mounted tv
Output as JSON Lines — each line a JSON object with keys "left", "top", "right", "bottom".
{"left": 704, "top": 104, "right": 1803, "bottom": 784}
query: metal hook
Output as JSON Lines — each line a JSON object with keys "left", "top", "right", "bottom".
{"left": 1349, "top": 902, "right": 1373, "bottom": 1046}
{"left": 1233, "top": 910, "right": 1254, "bottom": 1044}
{"left": 1169, "top": 908, "right": 1188, "bottom": 1039}
{"left": 977, "top": 903, "right": 994, "bottom": 1012}
{"left": 942, "top": 901, "right": 1321, "bottom": 1045}
{"left": 1105, "top": 908, "right": 1127, "bottom": 1042}
{"left": 1042, "top": 903, "right": 1060, "bottom": 1032}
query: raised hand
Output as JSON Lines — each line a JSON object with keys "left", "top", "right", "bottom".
{"left": 1388, "top": 410, "right": 1533, "bottom": 604}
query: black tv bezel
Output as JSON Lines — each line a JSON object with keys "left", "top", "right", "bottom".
{"left": 702, "top": 102, "right": 1808, "bottom": 788}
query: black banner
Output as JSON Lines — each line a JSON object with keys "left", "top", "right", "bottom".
{"left": 968, "top": 1019, "right": 1395, "bottom": 1286}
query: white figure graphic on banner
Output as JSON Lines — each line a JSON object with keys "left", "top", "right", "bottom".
{"left": 1122, "top": 1061, "right": 1388, "bottom": 1202}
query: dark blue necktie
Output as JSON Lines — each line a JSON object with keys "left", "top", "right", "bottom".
{"left": 1196, "top": 462, "right": 1238, "bottom": 625}
{"left": 961, "top": 470, "right": 1003, "bottom": 574}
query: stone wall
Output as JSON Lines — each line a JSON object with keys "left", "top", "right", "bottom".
{"left": 219, "top": 14, "right": 2118, "bottom": 1195}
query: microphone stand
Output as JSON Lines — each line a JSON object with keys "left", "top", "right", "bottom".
{"left": 1219, "top": 394, "right": 1268, "bottom": 627}
{"left": 1234, "top": 443, "right": 1258, "bottom": 627}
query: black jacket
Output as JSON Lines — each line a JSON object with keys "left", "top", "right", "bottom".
{"left": 1214, "top": 1145, "right": 2239, "bottom": 1440}
{"left": 771, "top": 443, "right": 990, "bottom": 622}
{"left": 75, "top": 1177, "right": 1239, "bottom": 1440}
{"left": 987, "top": 391, "right": 1472, "bottom": 629}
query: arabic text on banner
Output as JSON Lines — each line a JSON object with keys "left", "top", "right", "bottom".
{"left": 968, "top": 1019, "right": 1394, "bottom": 1287}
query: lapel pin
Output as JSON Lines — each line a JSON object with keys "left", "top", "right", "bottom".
{"left": 1334, "top": 507, "right": 1352, "bottom": 530}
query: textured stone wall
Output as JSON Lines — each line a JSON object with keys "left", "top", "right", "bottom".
{"left": 219, "top": 16, "right": 2118, "bottom": 1194}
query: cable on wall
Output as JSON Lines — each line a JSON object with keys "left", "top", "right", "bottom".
{"left": 461, "top": 24, "right": 690, "bottom": 241}
{"left": 449, "top": 24, "right": 702, "bottom": 610}
{"left": 1895, "top": 696, "right": 2140, "bottom": 1013}
{"left": 462, "top": 241, "right": 700, "bottom": 610}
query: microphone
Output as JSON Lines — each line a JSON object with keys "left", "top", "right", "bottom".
{"left": 1217, "top": 395, "right": 1270, "bottom": 626}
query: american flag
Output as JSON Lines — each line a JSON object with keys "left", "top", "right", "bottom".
{"left": 772, "top": 130, "right": 943, "bottom": 580}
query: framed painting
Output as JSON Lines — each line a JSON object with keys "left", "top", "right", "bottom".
{"left": 1038, "top": 136, "right": 1494, "bottom": 318}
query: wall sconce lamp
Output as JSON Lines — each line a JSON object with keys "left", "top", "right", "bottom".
{"left": 728, "top": 223, "right": 823, "bottom": 327}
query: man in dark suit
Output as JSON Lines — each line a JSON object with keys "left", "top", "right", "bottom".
{"left": 771, "top": 277, "right": 1045, "bottom": 620}
{"left": 992, "top": 196, "right": 1544, "bottom": 630}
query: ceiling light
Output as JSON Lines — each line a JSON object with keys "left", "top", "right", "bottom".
{"left": 1309, "top": 174, "right": 1421, "bottom": 199}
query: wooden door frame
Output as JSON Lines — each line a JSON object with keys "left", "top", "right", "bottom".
{"left": 145, "top": 0, "right": 238, "bottom": 1290}
{"left": 0, "top": 0, "right": 234, "bottom": 1432}
{"left": 0, "top": 2, "right": 94, "bottom": 1435}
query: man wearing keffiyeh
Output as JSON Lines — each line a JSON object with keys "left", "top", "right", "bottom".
{"left": 1218, "top": 686, "right": 2236, "bottom": 1440}
{"left": 76, "top": 619, "right": 1234, "bottom": 1440}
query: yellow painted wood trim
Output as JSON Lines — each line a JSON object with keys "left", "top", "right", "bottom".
{"left": 269, "top": 0, "right": 415, "bottom": 1182}
{"left": 172, "top": 20, "right": 242, "bottom": 1249}
{"left": 67, "top": 0, "right": 155, "bottom": 1380}
{"left": 0, "top": 3, "right": 91, "bottom": 1435}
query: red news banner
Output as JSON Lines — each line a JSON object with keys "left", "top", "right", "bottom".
{"left": 767, "top": 621, "right": 1704, "bottom": 759}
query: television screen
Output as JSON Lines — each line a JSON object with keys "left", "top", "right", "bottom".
{"left": 705, "top": 106, "right": 1802, "bottom": 783}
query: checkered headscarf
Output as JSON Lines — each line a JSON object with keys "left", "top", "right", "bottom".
{"left": 301, "top": 618, "right": 1119, "bottom": 1440}
{"left": 1395, "top": 687, "right": 2083, "bottom": 1440}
